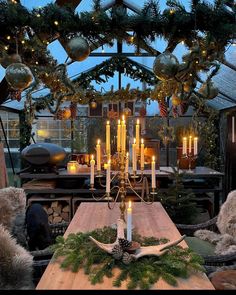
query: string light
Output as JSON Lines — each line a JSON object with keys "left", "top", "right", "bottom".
{"left": 181, "top": 40, "right": 184, "bottom": 45}
{"left": 54, "top": 20, "right": 59, "bottom": 26}
{"left": 37, "top": 14, "right": 41, "bottom": 17}
{"left": 6, "top": 36, "right": 11, "bottom": 40}
{"left": 21, "top": 40, "right": 25, "bottom": 44}
{"left": 4, "top": 46, "right": 8, "bottom": 50}
{"left": 170, "top": 9, "right": 175, "bottom": 14}
{"left": 35, "top": 61, "right": 39, "bottom": 65}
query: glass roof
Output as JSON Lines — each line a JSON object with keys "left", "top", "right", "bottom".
{"left": 0, "top": 0, "right": 236, "bottom": 113}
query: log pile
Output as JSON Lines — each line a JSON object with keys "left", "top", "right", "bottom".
{"left": 42, "top": 201, "right": 70, "bottom": 224}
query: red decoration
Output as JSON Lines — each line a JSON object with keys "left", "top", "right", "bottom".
{"left": 179, "top": 102, "right": 189, "bottom": 115}
{"left": 159, "top": 101, "right": 168, "bottom": 118}
{"left": 139, "top": 106, "right": 146, "bottom": 117}
{"left": 172, "top": 106, "right": 179, "bottom": 118}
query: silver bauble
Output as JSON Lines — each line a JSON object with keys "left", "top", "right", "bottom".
{"left": 66, "top": 36, "right": 90, "bottom": 62}
{"left": 5, "top": 63, "right": 33, "bottom": 91}
{"left": 153, "top": 52, "right": 179, "bottom": 81}
{"left": 0, "top": 54, "right": 22, "bottom": 68}
{"left": 198, "top": 81, "right": 219, "bottom": 99}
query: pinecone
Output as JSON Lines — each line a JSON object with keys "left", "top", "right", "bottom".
{"left": 70, "top": 102, "right": 77, "bottom": 119}
{"left": 111, "top": 244, "right": 123, "bottom": 260}
{"left": 122, "top": 252, "right": 132, "bottom": 265}
{"left": 159, "top": 101, "right": 168, "bottom": 118}
{"left": 118, "top": 238, "right": 132, "bottom": 250}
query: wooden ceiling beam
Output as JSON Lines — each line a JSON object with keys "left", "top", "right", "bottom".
{"left": 55, "top": 0, "right": 82, "bottom": 10}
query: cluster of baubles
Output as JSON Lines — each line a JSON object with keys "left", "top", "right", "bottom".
{"left": 153, "top": 50, "right": 219, "bottom": 117}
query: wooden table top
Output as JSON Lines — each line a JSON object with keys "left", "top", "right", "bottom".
{"left": 36, "top": 202, "right": 214, "bottom": 290}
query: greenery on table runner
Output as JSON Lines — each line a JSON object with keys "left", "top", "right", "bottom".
{"left": 51, "top": 226, "right": 205, "bottom": 290}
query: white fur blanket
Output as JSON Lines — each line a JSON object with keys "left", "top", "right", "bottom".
{"left": 195, "top": 190, "right": 236, "bottom": 255}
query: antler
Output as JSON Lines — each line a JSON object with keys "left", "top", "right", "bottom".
{"left": 89, "top": 218, "right": 125, "bottom": 254}
{"left": 131, "top": 235, "right": 186, "bottom": 259}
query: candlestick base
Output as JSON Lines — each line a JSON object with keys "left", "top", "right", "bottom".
{"left": 130, "top": 172, "right": 139, "bottom": 179}
{"left": 126, "top": 241, "right": 141, "bottom": 254}
{"left": 96, "top": 172, "right": 104, "bottom": 178}
{"left": 89, "top": 184, "right": 96, "bottom": 191}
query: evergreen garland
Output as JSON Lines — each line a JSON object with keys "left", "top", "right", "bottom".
{"left": 51, "top": 226, "right": 205, "bottom": 290}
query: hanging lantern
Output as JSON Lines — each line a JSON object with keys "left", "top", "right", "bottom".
{"left": 5, "top": 63, "right": 33, "bottom": 91}
{"left": 171, "top": 94, "right": 181, "bottom": 106}
{"left": 123, "top": 107, "right": 132, "bottom": 117}
{"left": 66, "top": 36, "right": 90, "bottom": 62}
{"left": 0, "top": 53, "right": 22, "bottom": 68}
{"left": 153, "top": 52, "right": 179, "bottom": 81}
{"left": 198, "top": 81, "right": 219, "bottom": 99}
{"left": 89, "top": 98, "right": 97, "bottom": 109}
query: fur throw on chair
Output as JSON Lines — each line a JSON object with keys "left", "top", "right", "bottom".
{"left": 0, "top": 224, "right": 34, "bottom": 289}
{"left": 0, "top": 187, "right": 28, "bottom": 247}
{"left": 195, "top": 190, "right": 236, "bottom": 255}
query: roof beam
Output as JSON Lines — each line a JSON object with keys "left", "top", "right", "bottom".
{"left": 55, "top": 0, "right": 82, "bottom": 9}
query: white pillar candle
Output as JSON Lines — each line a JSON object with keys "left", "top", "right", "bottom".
{"left": 90, "top": 155, "right": 95, "bottom": 185}
{"left": 125, "top": 152, "right": 129, "bottom": 179}
{"left": 232, "top": 116, "right": 235, "bottom": 143}
{"left": 183, "top": 137, "right": 187, "bottom": 155}
{"left": 194, "top": 137, "right": 198, "bottom": 156}
{"left": 106, "top": 121, "right": 110, "bottom": 156}
{"left": 106, "top": 160, "right": 111, "bottom": 193}
{"left": 140, "top": 138, "right": 144, "bottom": 170}
{"left": 127, "top": 200, "right": 132, "bottom": 242}
{"left": 132, "top": 138, "right": 137, "bottom": 173}
{"left": 151, "top": 156, "right": 156, "bottom": 189}
{"left": 117, "top": 119, "right": 121, "bottom": 152}
{"left": 189, "top": 136, "right": 192, "bottom": 154}
{"left": 136, "top": 118, "right": 140, "bottom": 154}
{"left": 96, "top": 139, "right": 101, "bottom": 171}
{"left": 121, "top": 116, "right": 126, "bottom": 153}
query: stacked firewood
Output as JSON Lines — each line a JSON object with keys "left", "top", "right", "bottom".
{"left": 42, "top": 201, "right": 70, "bottom": 224}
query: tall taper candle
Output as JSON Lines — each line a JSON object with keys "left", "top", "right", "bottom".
{"left": 96, "top": 139, "right": 101, "bottom": 171}
{"left": 183, "top": 137, "right": 187, "bottom": 155}
{"left": 194, "top": 137, "right": 198, "bottom": 156}
{"left": 117, "top": 119, "right": 121, "bottom": 152}
{"left": 232, "top": 116, "right": 235, "bottom": 143}
{"left": 127, "top": 200, "right": 132, "bottom": 242}
{"left": 136, "top": 119, "right": 140, "bottom": 154}
{"left": 132, "top": 138, "right": 137, "bottom": 173}
{"left": 151, "top": 156, "right": 156, "bottom": 189}
{"left": 125, "top": 152, "right": 129, "bottom": 179}
{"left": 90, "top": 155, "right": 95, "bottom": 185}
{"left": 140, "top": 138, "right": 144, "bottom": 170}
{"left": 189, "top": 136, "right": 192, "bottom": 154}
{"left": 106, "top": 160, "right": 111, "bottom": 193}
{"left": 106, "top": 121, "right": 110, "bottom": 156}
{"left": 121, "top": 116, "right": 126, "bottom": 153}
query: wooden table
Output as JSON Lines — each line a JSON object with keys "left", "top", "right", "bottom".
{"left": 37, "top": 202, "right": 214, "bottom": 290}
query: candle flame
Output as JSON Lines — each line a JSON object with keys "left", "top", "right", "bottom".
{"left": 133, "top": 138, "right": 136, "bottom": 144}
{"left": 152, "top": 156, "right": 155, "bottom": 161}
{"left": 126, "top": 152, "right": 129, "bottom": 157}
{"left": 107, "top": 121, "right": 110, "bottom": 125}
{"left": 91, "top": 154, "right": 94, "bottom": 160}
{"left": 97, "top": 139, "right": 100, "bottom": 145}
{"left": 128, "top": 200, "right": 132, "bottom": 208}
{"left": 118, "top": 119, "right": 120, "bottom": 124}
{"left": 141, "top": 138, "right": 144, "bottom": 144}
{"left": 194, "top": 137, "right": 198, "bottom": 140}
{"left": 183, "top": 137, "right": 187, "bottom": 140}
{"left": 122, "top": 115, "right": 125, "bottom": 121}
{"left": 137, "top": 119, "right": 140, "bottom": 124}
{"left": 108, "top": 159, "right": 111, "bottom": 164}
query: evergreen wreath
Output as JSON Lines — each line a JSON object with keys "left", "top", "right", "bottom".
{"left": 51, "top": 226, "right": 205, "bottom": 290}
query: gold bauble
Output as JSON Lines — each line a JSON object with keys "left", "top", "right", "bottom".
{"left": 172, "top": 94, "right": 181, "bottom": 106}
{"left": 66, "top": 36, "right": 90, "bottom": 62}
{"left": 153, "top": 52, "right": 179, "bottom": 81}
{"left": 62, "top": 108, "right": 71, "bottom": 120}
{"left": 90, "top": 99, "right": 97, "bottom": 109}
{"left": 5, "top": 63, "right": 33, "bottom": 91}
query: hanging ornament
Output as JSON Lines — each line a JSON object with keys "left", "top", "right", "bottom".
{"left": 139, "top": 106, "right": 147, "bottom": 117}
{"left": 0, "top": 54, "right": 22, "bottom": 68}
{"left": 8, "top": 89, "right": 22, "bottom": 101}
{"left": 107, "top": 109, "right": 119, "bottom": 119}
{"left": 153, "top": 52, "right": 179, "bottom": 81}
{"left": 172, "top": 106, "right": 179, "bottom": 118}
{"left": 55, "top": 109, "right": 63, "bottom": 120}
{"left": 198, "top": 81, "right": 219, "bottom": 99}
{"left": 89, "top": 98, "right": 97, "bottom": 109}
{"left": 70, "top": 102, "right": 77, "bottom": 119}
{"left": 171, "top": 94, "right": 181, "bottom": 106}
{"left": 123, "top": 107, "right": 132, "bottom": 117}
{"left": 62, "top": 108, "right": 71, "bottom": 120}
{"left": 179, "top": 101, "right": 189, "bottom": 115}
{"left": 158, "top": 101, "right": 168, "bottom": 118}
{"left": 65, "top": 36, "right": 90, "bottom": 62}
{"left": 5, "top": 63, "right": 33, "bottom": 91}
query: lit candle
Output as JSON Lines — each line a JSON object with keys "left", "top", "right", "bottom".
{"left": 106, "top": 121, "right": 110, "bottom": 157}
{"left": 151, "top": 156, "right": 156, "bottom": 189}
{"left": 189, "top": 136, "right": 192, "bottom": 154}
{"left": 67, "top": 161, "right": 79, "bottom": 174}
{"left": 90, "top": 155, "right": 95, "bottom": 185}
{"left": 121, "top": 116, "right": 126, "bottom": 153}
{"left": 132, "top": 138, "right": 137, "bottom": 173}
{"left": 136, "top": 119, "right": 140, "bottom": 154}
{"left": 127, "top": 200, "right": 132, "bottom": 242}
{"left": 96, "top": 139, "right": 101, "bottom": 171}
{"left": 183, "top": 137, "right": 187, "bottom": 155}
{"left": 106, "top": 160, "right": 111, "bottom": 193}
{"left": 194, "top": 137, "right": 198, "bottom": 156}
{"left": 140, "top": 138, "right": 144, "bottom": 170}
{"left": 117, "top": 119, "right": 121, "bottom": 152}
{"left": 232, "top": 116, "right": 235, "bottom": 143}
{"left": 125, "top": 152, "right": 129, "bottom": 179}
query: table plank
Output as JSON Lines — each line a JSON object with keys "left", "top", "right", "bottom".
{"left": 37, "top": 202, "right": 214, "bottom": 290}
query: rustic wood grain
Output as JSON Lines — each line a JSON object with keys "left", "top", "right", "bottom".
{"left": 37, "top": 202, "right": 214, "bottom": 290}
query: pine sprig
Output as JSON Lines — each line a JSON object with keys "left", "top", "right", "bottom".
{"left": 51, "top": 227, "right": 205, "bottom": 290}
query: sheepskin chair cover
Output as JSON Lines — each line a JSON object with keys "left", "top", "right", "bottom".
{"left": 0, "top": 224, "right": 34, "bottom": 290}
{"left": 0, "top": 187, "right": 27, "bottom": 247}
{"left": 195, "top": 190, "right": 236, "bottom": 255}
